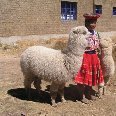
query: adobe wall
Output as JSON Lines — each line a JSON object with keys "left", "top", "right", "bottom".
{"left": 0, "top": 0, "right": 115, "bottom": 37}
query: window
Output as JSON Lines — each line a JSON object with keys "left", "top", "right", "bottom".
{"left": 113, "top": 7, "right": 116, "bottom": 15}
{"left": 94, "top": 5, "right": 102, "bottom": 14}
{"left": 61, "top": 1, "right": 77, "bottom": 20}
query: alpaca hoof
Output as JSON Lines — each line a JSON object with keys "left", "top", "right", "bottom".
{"left": 52, "top": 103, "right": 57, "bottom": 107}
{"left": 51, "top": 99, "right": 57, "bottom": 107}
{"left": 96, "top": 93, "right": 102, "bottom": 99}
{"left": 95, "top": 93, "right": 100, "bottom": 98}
{"left": 62, "top": 98, "right": 67, "bottom": 103}
{"left": 98, "top": 95, "right": 103, "bottom": 99}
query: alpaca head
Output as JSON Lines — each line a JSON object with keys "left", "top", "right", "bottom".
{"left": 100, "top": 37, "right": 112, "bottom": 49}
{"left": 67, "top": 26, "right": 90, "bottom": 54}
{"left": 100, "top": 37, "right": 113, "bottom": 56}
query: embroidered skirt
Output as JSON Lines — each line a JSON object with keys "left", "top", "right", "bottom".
{"left": 74, "top": 53, "right": 104, "bottom": 86}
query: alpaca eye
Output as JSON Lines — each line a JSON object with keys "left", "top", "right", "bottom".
{"left": 73, "top": 31, "right": 78, "bottom": 34}
{"left": 83, "top": 31, "right": 87, "bottom": 35}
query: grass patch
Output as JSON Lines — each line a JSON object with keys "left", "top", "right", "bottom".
{"left": 0, "top": 35, "right": 116, "bottom": 60}
{"left": 112, "top": 36, "right": 116, "bottom": 61}
{"left": 0, "top": 37, "right": 68, "bottom": 56}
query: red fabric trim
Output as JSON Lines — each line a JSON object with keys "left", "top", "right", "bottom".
{"left": 83, "top": 13, "right": 100, "bottom": 19}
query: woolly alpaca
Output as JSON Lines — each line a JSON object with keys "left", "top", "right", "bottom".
{"left": 20, "top": 26, "right": 90, "bottom": 106}
{"left": 98, "top": 36, "right": 115, "bottom": 97}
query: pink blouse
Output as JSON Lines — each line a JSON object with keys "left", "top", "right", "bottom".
{"left": 85, "top": 31, "right": 100, "bottom": 51}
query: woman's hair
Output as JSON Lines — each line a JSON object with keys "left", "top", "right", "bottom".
{"left": 85, "top": 19, "right": 97, "bottom": 27}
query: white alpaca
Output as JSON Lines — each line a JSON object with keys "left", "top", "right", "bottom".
{"left": 20, "top": 26, "right": 90, "bottom": 106}
{"left": 98, "top": 36, "right": 115, "bottom": 97}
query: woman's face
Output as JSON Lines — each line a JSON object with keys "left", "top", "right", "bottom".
{"left": 85, "top": 20, "right": 97, "bottom": 30}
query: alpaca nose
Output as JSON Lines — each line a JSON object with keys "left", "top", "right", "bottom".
{"left": 86, "top": 31, "right": 91, "bottom": 35}
{"left": 86, "top": 32, "right": 91, "bottom": 37}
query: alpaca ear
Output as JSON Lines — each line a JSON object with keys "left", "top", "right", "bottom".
{"left": 72, "top": 28, "right": 80, "bottom": 34}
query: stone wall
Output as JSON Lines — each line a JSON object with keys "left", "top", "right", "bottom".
{"left": 0, "top": 0, "right": 115, "bottom": 37}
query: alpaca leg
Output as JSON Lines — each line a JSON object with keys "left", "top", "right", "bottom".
{"left": 98, "top": 86, "right": 103, "bottom": 99}
{"left": 103, "top": 76, "right": 110, "bottom": 95}
{"left": 85, "top": 86, "right": 96, "bottom": 100}
{"left": 33, "top": 78, "right": 41, "bottom": 94}
{"left": 50, "top": 82, "right": 59, "bottom": 107}
{"left": 24, "top": 76, "right": 34, "bottom": 99}
{"left": 98, "top": 80, "right": 105, "bottom": 98}
{"left": 77, "top": 84, "right": 89, "bottom": 104}
{"left": 103, "top": 85, "right": 106, "bottom": 95}
{"left": 58, "top": 83, "right": 66, "bottom": 103}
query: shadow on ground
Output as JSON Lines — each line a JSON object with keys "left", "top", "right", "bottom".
{"left": 7, "top": 84, "right": 97, "bottom": 105}
{"left": 7, "top": 88, "right": 52, "bottom": 105}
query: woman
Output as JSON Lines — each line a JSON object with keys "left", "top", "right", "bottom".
{"left": 74, "top": 13, "right": 104, "bottom": 103}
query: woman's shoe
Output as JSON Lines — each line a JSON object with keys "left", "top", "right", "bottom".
{"left": 80, "top": 96, "right": 89, "bottom": 104}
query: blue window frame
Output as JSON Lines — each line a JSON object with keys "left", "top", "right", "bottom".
{"left": 61, "top": 1, "right": 77, "bottom": 20}
{"left": 113, "top": 7, "right": 116, "bottom": 15}
{"left": 95, "top": 5, "right": 102, "bottom": 14}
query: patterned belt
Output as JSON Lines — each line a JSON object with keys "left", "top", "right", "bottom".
{"left": 85, "top": 50, "right": 96, "bottom": 54}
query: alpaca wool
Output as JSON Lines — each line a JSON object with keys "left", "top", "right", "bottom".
{"left": 98, "top": 36, "right": 115, "bottom": 96}
{"left": 20, "top": 26, "right": 90, "bottom": 105}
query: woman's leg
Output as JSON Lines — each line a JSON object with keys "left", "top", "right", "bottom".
{"left": 85, "top": 85, "right": 96, "bottom": 100}
{"left": 77, "top": 84, "right": 89, "bottom": 104}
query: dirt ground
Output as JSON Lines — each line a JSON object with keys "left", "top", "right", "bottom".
{"left": 0, "top": 54, "right": 116, "bottom": 116}
{"left": 0, "top": 36, "right": 116, "bottom": 116}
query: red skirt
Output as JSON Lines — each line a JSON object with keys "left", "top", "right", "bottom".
{"left": 74, "top": 53, "right": 104, "bottom": 86}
